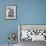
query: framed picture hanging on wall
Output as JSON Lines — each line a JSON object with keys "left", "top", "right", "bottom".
{"left": 6, "top": 5, "right": 16, "bottom": 20}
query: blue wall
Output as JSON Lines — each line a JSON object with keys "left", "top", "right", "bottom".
{"left": 20, "top": 0, "right": 46, "bottom": 24}
{"left": 0, "top": 0, "right": 46, "bottom": 44}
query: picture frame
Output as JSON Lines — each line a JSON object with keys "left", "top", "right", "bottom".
{"left": 6, "top": 5, "right": 16, "bottom": 20}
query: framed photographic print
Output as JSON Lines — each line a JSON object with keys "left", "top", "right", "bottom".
{"left": 6, "top": 5, "right": 16, "bottom": 19}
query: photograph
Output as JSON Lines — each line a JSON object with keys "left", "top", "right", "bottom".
{"left": 6, "top": 5, "right": 16, "bottom": 19}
